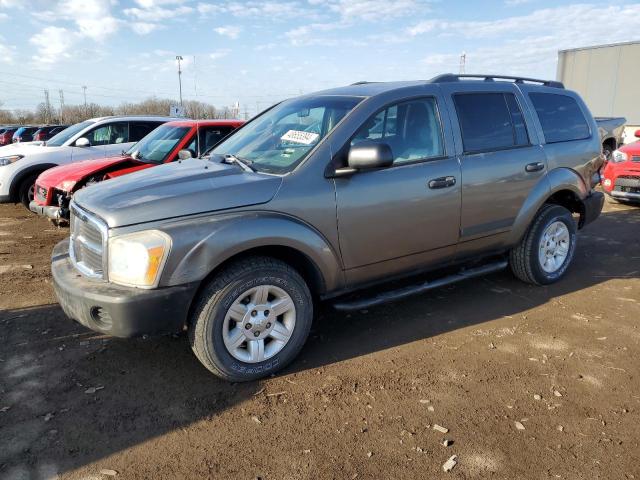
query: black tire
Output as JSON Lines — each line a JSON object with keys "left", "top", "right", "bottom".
{"left": 509, "top": 204, "right": 577, "bottom": 285}
{"left": 18, "top": 173, "right": 38, "bottom": 210}
{"left": 188, "top": 256, "right": 313, "bottom": 382}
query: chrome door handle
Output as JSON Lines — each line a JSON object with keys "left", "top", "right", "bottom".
{"left": 428, "top": 176, "right": 456, "bottom": 189}
{"left": 525, "top": 162, "right": 545, "bottom": 172}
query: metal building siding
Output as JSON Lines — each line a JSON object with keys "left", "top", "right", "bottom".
{"left": 557, "top": 41, "right": 640, "bottom": 126}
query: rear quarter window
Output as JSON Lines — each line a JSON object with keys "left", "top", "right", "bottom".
{"left": 529, "top": 92, "right": 590, "bottom": 143}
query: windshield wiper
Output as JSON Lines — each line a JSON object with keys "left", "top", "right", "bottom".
{"left": 222, "top": 154, "right": 255, "bottom": 173}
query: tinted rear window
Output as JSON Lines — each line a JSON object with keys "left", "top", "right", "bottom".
{"left": 529, "top": 93, "right": 590, "bottom": 143}
{"left": 454, "top": 93, "right": 529, "bottom": 153}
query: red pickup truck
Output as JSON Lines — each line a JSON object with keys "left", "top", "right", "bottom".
{"left": 601, "top": 129, "right": 640, "bottom": 204}
{"left": 30, "top": 119, "right": 244, "bottom": 222}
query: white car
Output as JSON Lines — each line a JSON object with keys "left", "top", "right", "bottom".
{"left": 0, "top": 116, "right": 179, "bottom": 208}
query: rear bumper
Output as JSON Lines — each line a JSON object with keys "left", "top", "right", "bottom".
{"left": 52, "top": 240, "right": 198, "bottom": 338}
{"left": 581, "top": 191, "right": 604, "bottom": 227}
{"left": 30, "top": 200, "right": 63, "bottom": 220}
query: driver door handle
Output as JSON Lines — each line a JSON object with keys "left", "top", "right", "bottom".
{"left": 428, "top": 176, "right": 456, "bottom": 189}
{"left": 525, "top": 162, "right": 545, "bottom": 173}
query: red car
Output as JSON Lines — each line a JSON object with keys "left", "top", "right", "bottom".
{"left": 30, "top": 119, "right": 244, "bottom": 221}
{"left": 601, "top": 129, "right": 640, "bottom": 204}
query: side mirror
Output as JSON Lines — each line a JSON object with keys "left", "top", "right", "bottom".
{"left": 634, "top": 129, "right": 640, "bottom": 139}
{"left": 334, "top": 141, "right": 393, "bottom": 176}
{"left": 178, "top": 149, "right": 192, "bottom": 160}
{"left": 75, "top": 137, "right": 90, "bottom": 147}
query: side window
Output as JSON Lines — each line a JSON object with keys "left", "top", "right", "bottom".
{"left": 529, "top": 93, "right": 590, "bottom": 143}
{"left": 199, "top": 126, "right": 233, "bottom": 153}
{"left": 454, "top": 93, "right": 529, "bottom": 153}
{"left": 85, "top": 122, "right": 129, "bottom": 146}
{"left": 351, "top": 98, "right": 444, "bottom": 164}
{"left": 130, "top": 122, "right": 159, "bottom": 142}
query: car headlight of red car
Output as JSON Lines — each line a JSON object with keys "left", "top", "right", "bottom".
{"left": 611, "top": 150, "right": 628, "bottom": 163}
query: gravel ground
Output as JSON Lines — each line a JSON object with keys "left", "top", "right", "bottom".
{"left": 0, "top": 200, "right": 639, "bottom": 480}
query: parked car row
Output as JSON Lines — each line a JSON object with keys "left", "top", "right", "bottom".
{"left": 0, "top": 74, "right": 634, "bottom": 383}
{"left": 0, "top": 124, "right": 69, "bottom": 145}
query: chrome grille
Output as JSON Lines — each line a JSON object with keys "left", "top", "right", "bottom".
{"left": 69, "top": 204, "right": 107, "bottom": 279}
{"left": 631, "top": 155, "right": 640, "bottom": 162}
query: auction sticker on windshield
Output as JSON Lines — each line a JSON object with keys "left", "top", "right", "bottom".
{"left": 281, "top": 130, "right": 319, "bottom": 145}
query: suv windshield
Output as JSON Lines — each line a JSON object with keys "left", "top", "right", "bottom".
{"left": 127, "top": 124, "right": 190, "bottom": 163}
{"left": 46, "top": 121, "right": 94, "bottom": 147}
{"left": 212, "top": 96, "right": 362, "bottom": 174}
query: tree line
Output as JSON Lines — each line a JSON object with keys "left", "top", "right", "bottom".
{"left": 0, "top": 97, "right": 239, "bottom": 125}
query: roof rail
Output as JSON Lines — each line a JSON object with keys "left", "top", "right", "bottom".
{"left": 351, "top": 81, "right": 372, "bottom": 85}
{"left": 430, "top": 73, "right": 564, "bottom": 89}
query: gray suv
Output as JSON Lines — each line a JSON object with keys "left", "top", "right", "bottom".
{"left": 52, "top": 74, "right": 605, "bottom": 381}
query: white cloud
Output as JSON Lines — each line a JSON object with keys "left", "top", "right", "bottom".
{"left": 319, "top": 0, "right": 428, "bottom": 21}
{"left": 131, "top": 22, "right": 161, "bottom": 35}
{"left": 47, "top": 0, "right": 120, "bottom": 41}
{"left": 29, "top": 26, "right": 75, "bottom": 63}
{"left": 124, "top": 4, "right": 193, "bottom": 21}
{"left": 209, "top": 49, "right": 231, "bottom": 60}
{"left": 214, "top": 25, "right": 241, "bottom": 39}
{"left": 504, "top": 0, "right": 535, "bottom": 5}
{"left": 197, "top": 1, "right": 319, "bottom": 19}
{"left": 0, "top": 34, "right": 14, "bottom": 63}
{"left": 414, "top": 4, "right": 640, "bottom": 79}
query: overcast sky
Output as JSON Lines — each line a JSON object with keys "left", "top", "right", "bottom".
{"left": 0, "top": 0, "right": 639, "bottom": 116}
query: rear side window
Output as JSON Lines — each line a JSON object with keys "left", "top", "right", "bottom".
{"left": 85, "top": 121, "right": 129, "bottom": 146}
{"left": 351, "top": 98, "right": 444, "bottom": 164}
{"left": 129, "top": 122, "right": 161, "bottom": 142}
{"left": 454, "top": 93, "right": 529, "bottom": 153}
{"left": 529, "top": 93, "right": 590, "bottom": 143}
{"left": 199, "top": 126, "right": 234, "bottom": 153}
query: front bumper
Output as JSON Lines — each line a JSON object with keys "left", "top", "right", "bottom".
{"left": 609, "top": 190, "right": 640, "bottom": 201}
{"left": 52, "top": 240, "right": 198, "bottom": 338}
{"left": 581, "top": 191, "right": 604, "bottom": 227}
{"left": 30, "top": 200, "right": 63, "bottom": 220}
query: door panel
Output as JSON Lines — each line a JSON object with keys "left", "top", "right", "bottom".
{"left": 459, "top": 145, "right": 546, "bottom": 241}
{"left": 336, "top": 157, "right": 461, "bottom": 269}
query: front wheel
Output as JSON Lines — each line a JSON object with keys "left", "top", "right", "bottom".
{"left": 189, "top": 256, "right": 313, "bottom": 382}
{"left": 509, "top": 204, "right": 577, "bottom": 285}
{"left": 18, "top": 173, "right": 38, "bottom": 210}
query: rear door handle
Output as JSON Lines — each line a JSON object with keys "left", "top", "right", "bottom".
{"left": 525, "top": 162, "right": 545, "bottom": 173}
{"left": 428, "top": 176, "right": 456, "bottom": 189}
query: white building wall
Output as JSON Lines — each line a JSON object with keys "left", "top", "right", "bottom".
{"left": 557, "top": 41, "right": 640, "bottom": 144}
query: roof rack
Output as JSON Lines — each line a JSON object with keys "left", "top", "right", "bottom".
{"left": 430, "top": 74, "right": 564, "bottom": 89}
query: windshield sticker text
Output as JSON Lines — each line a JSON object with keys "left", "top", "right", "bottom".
{"left": 281, "top": 130, "right": 319, "bottom": 145}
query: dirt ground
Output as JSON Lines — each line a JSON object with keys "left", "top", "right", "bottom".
{"left": 0, "top": 200, "right": 638, "bottom": 480}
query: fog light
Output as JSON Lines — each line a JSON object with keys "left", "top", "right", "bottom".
{"left": 603, "top": 178, "right": 612, "bottom": 187}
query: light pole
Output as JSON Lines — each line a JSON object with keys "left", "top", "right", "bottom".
{"left": 176, "top": 55, "right": 183, "bottom": 106}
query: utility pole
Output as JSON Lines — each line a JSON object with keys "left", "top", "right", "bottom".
{"left": 43, "top": 89, "right": 51, "bottom": 124}
{"left": 58, "top": 90, "right": 65, "bottom": 124}
{"left": 176, "top": 55, "right": 184, "bottom": 106}
{"left": 82, "top": 86, "right": 87, "bottom": 117}
{"left": 459, "top": 51, "right": 466, "bottom": 74}
{"left": 193, "top": 55, "right": 197, "bottom": 97}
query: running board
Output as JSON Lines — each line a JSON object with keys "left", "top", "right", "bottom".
{"left": 332, "top": 260, "right": 509, "bottom": 311}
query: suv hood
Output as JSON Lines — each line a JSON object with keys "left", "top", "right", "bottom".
{"left": 0, "top": 142, "right": 65, "bottom": 156}
{"left": 73, "top": 158, "right": 282, "bottom": 228}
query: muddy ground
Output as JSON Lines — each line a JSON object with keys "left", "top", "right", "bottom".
{"left": 0, "top": 201, "right": 638, "bottom": 480}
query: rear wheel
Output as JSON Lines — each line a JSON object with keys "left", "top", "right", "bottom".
{"left": 188, "top": 256, "right": 313, "bottom": 382}
{"left": 18, "top": 173, "right": 38, "bottom": 210}
{"left": 509, "top": 204, "right": 577, "bottom": 285}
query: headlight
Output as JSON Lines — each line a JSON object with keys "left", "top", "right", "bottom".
{"left": 611, "top": 150, "right": 628, "bottom": 163}
{"left": 0, "top": 155, "right": 24, "bottom": 166}
{"left": 108, "top": 230, "right": 171, "bottom": 288}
